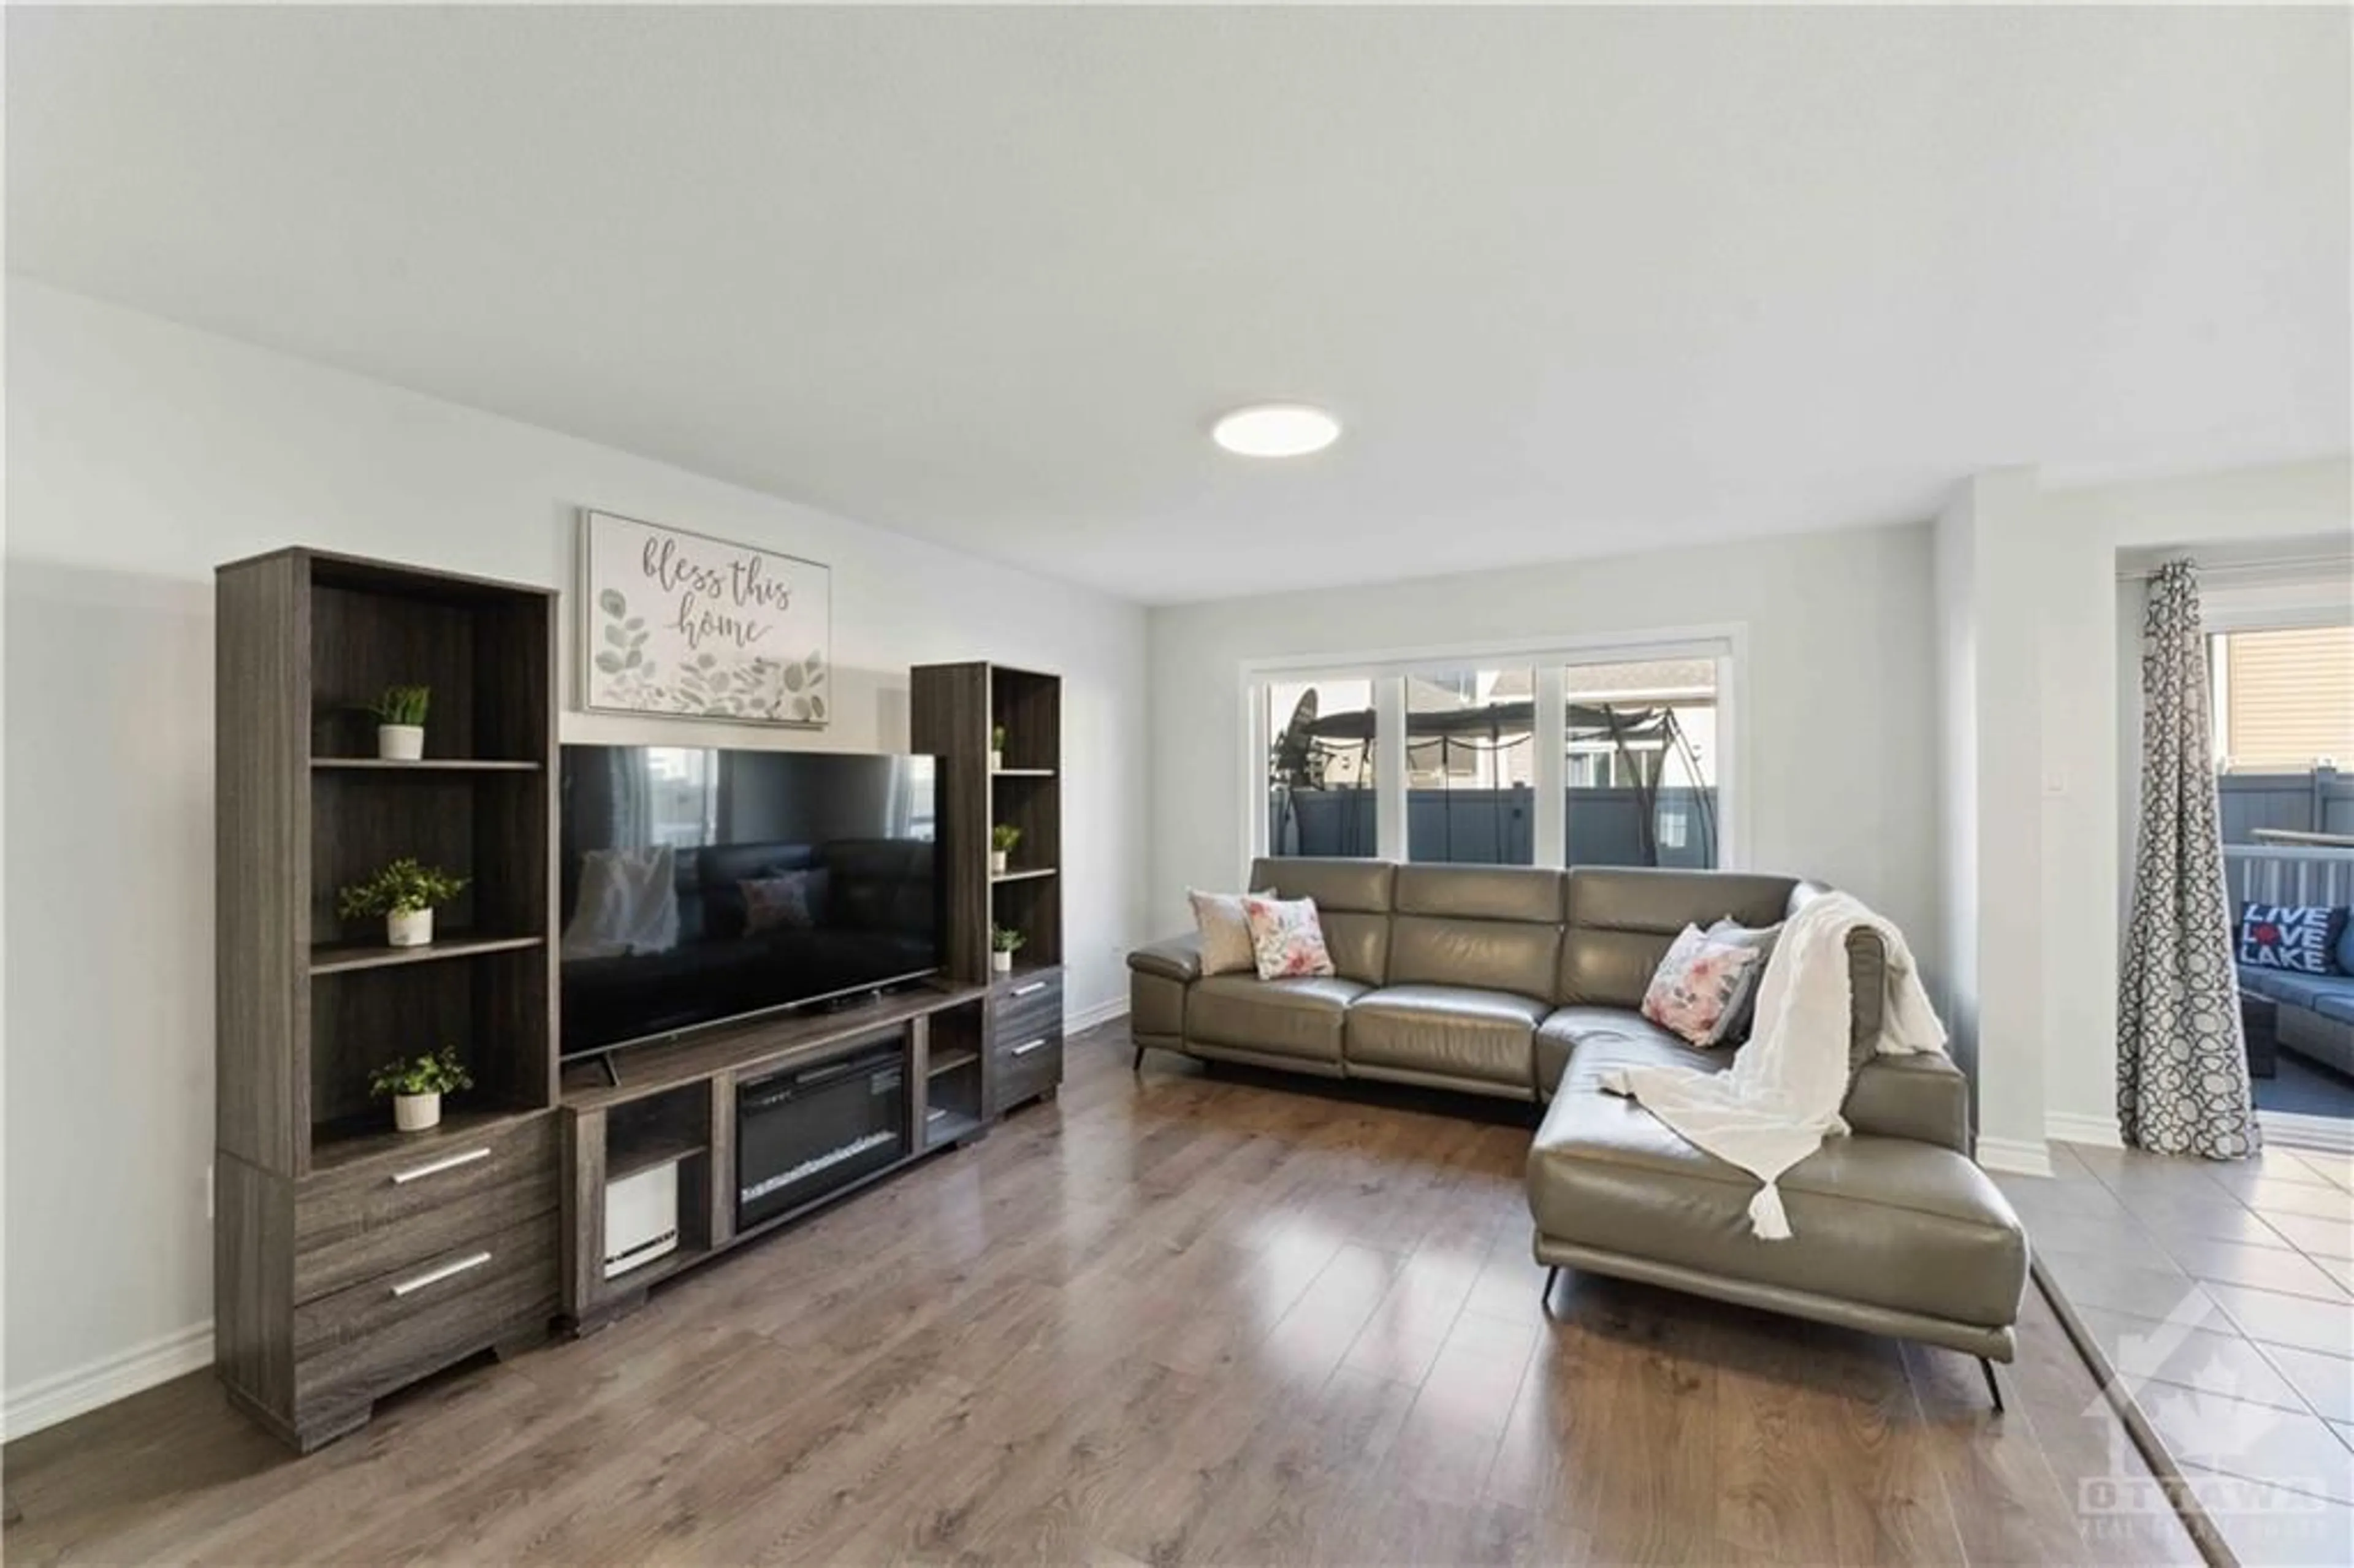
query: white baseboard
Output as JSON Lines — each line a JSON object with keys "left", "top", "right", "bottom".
{"left": 2260, "top": 1109, "right": 2354, "bottom": 1155}
{"left": 1975, "top": 1136, "right": 2055, "bottom": 1177}
{"left": 0, "top": 1320, "right": 213, "bottom": 1442}
{"left": 2045, "top": 1112, "right": 2125, "bottom": 1150}
{"left": 1067, "top": 997, "right": 1129, "bottom": 1035}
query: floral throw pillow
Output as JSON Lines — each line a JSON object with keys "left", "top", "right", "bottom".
{"left": 1241, "top": 894, "right": 1336, "bottom": 980}
{"left": 1641, "top": 924, "right": 1767, "bottom": 1047}
{"left": 2238, "top": 904, "right": 2348, "bottom": 976}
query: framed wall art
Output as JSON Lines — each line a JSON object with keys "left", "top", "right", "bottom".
{"left": 578, "top": 509, "right": 832, "bottom": 726}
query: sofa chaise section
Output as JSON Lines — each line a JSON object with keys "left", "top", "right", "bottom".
{"left": 1527, "top": 1009, "right": 2022, "bottom": 1364}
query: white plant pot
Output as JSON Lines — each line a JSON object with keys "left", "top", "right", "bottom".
{"left": 990, "top": 850, "right": 1008, "bottom": 875}
{"left": 989, "top": 749, "right": 1004, "bottom": 771}
{"left": 991, "top": 950, "right": 1014, "bottom": 973}
{"left": 378, "top": 724, "right": 425, "bottom": 761}
{"left": 386, "top": 908, "right": 434, "bottom": 947}
{"left": 393, "top": 1092, "right": 441, "bottom": 1133}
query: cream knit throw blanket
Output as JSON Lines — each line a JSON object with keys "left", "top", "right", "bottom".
{"left": 1599, "top": 891, "right": 1947, "bottom": 1240}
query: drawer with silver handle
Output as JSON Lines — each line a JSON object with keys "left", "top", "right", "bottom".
{"left": 295, "top": 1114, "right": 556, "bottom": 1303}
{"left": 293, "top": 1214, "right": 557, "bottom": 1414}
{"left": 989, "top": 967, "right": 1063, "bottom": 1049}
{"left": 993, "top": 1028, "right": 1064, "bottom": 1111}
{"left": 387, "top": 1250, "right": 493, "bottom": 1298}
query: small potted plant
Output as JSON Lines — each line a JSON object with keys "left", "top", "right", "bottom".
{"left": 370, "top": 1045, "right": 473, "bottom": 1133}
{"left": 989, "top": 725, "right": 1007, "bottom": 771}
{"left": 990, "top": 924, "right": 1026, "bottom": 975}
{"left": 990, "top": 823, "right": 1021, "bottom": 875}
{"left": 370, "top": 685, "right": 431, "bottom": 761}
{"left": 338, "top": 857, "right": 468, "bottom": 947}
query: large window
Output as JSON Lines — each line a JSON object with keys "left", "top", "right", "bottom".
{"left": 1249, "top": 636, "right": 1735, "bottom": 869}
{"left": 1407, "top": 667, "right": 1535, "bottom": 864}
{"left": 1266, "top": 677, "right": 1377, "bottom": 859}
{"left": 1563, "top": 657, "right": 1720, "bottom": 869}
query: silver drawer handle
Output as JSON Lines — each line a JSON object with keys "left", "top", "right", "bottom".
{"left": 1011, "top": 1037, "right": 1050, "bottom": 1057}
{"left": 389, "top": 1251, "right": 491, "bottom": 1298}
{"left": 1009, "top": 981, "right": 1048, "bottom": 999}
{"left": 390, "top": 1147, "right": 492, "bottom": 1185}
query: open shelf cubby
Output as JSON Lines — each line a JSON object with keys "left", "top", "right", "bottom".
{"left": 307, "top": 555, "right": 553, "bottom": 767}
{"left": 991, "top": 872, "right": 1063, "bottom": 974}
{"left": 310, "top": 767, "right": 548, "bottom": 946}
{"left": 218, "top": 546, "right": 558, "bottom": 1181}
{"left": 602, "top": 1082, "right": 716, "bottom": 1281}
{"left": 921, "top": 998, "right": 986, "bottom": 1147}
{"left": 307, "top": 942, "right": 551, "bottom": 1146}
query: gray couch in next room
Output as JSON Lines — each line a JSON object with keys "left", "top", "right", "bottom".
{"left": 1127, "top": 858, "right": 2028, "bottom": 1402}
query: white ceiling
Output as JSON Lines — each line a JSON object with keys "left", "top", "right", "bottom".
{"left": 9, "top": 6, "right": 2348, "bottom": 604}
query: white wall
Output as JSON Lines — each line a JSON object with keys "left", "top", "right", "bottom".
{"left": 1146, "top": 521, "right": 1942, "bottom": 953}
{"left": 1929, "top": 470, "right": 2054, "bottom": 1170}
{"left": 1933, "top": 482, "right": 1983, "bottom": 1105}
{"left": 1, "top": 281, "right": 1150, "bottom": 1427}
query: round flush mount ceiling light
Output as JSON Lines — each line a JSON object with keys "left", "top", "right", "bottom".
{"left": 1211, "top": 403, "right": 1342, "bottom": 458}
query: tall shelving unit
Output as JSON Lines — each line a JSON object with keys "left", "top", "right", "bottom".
{"left": 912, "top": 662, "right": 1067, "bottom": 1115}
{"left": 215, "top": 548, "right": 561, "bottom": 1451}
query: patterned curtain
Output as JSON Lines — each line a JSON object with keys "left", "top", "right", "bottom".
{"left": 2117, "top": 560, "right": 2260, "bottom": 1159}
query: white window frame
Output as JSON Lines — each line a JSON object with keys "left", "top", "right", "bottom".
{"left": 1240, "top": 625, "right": 1748, "bottom": 881}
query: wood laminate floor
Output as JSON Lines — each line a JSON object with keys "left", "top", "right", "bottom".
{"left": 7, "top": 1023, "right": 2199, "bottom": 1566}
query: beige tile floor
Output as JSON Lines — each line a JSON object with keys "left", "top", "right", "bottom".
{"left": 2000, "top": 1141, "right": 2354, "bottom": 1566}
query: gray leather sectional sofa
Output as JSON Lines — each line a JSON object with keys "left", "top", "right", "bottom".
{"left": 1128, "top": 858, "right": 2028, "bottom": 1398}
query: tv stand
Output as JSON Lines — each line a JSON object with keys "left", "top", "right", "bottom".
{"left": 557, "top": 981, "right": 989, "bottom": 1330}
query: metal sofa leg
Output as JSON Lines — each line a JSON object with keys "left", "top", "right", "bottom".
{"left": 1541, "top": 1266, "right": 1560, "bottom": 1311}
{"left": 1979, "top": 1356, "right": 2005, "bottom": 1413}
{"left": 1133, "top": 1043, "right": 1147, "bottom": 1073}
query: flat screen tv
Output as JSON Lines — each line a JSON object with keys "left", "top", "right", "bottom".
{"left": 558, "top": 745, "right": 940, "bottom": 1059}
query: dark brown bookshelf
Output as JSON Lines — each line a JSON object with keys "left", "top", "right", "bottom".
{"left": 215, "top": 546, "right": 560, "bottom": 1452}
{"left": 912, "top": 662, "right": 1065, "bottom": 1117}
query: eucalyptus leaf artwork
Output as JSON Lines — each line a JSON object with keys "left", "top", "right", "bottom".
{"left": 580, "top": 510, "right": 832, "bottom": 725}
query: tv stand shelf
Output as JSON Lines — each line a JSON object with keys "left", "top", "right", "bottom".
{"left": 557, "top": 983, "right": 989, "bottom": 1331}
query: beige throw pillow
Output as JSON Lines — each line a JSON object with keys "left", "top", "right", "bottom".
{"left": 1189, "top": 888, "right": 1273, "bottom": 976}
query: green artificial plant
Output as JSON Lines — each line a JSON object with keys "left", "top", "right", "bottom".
{"left": 337, "top": 858, "right": 468, "bottom": 919}
{"left": 368, "top": 1045, "right": 474, "bottom": 1100}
